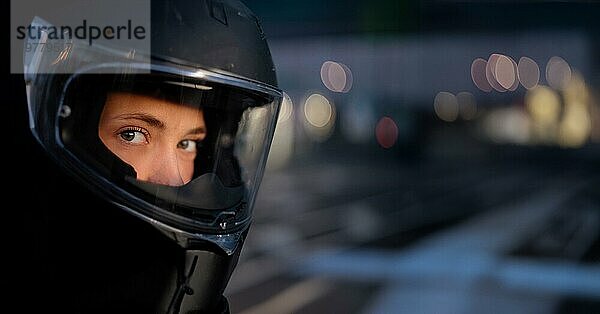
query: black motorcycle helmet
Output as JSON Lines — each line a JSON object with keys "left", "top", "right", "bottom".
{"left": 21, "top": 0, "right": 282, "bottom": 312}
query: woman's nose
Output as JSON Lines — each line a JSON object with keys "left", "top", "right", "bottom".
{"left": 138, "top": 150, "right": 186, "bottom": 186}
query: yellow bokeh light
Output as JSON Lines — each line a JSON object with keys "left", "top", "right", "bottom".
{"left": 304, "top": 93, "right": 332, "bottom": 127}
{"left": 483, "top": 107, "right": 531, "bottom": 144}
{"left": 558, "top": 102, "right": 591, "bottom": 148}
{"left": 525, "top": 85, "right": 561, "bottom": 143}
{"left": 563, "top": 71, "right": 589, "bottom": 105}
{"left": 303, "top": 93, "right": 336, "bottom": 142}
{"left": 526, "top": 85, "right": 561, "bottom": 124}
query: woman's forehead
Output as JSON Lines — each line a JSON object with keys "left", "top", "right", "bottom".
{"left": 106, "top": 91, "right": 203, "bottom": 114}
{"left": 103, "top": 91, "right": 206, "bottom": 129}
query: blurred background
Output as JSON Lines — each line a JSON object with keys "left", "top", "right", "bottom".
{"left": 224, "top": 1, "right": 600, "bottom": 313}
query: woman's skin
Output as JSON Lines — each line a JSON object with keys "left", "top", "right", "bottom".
{"left": 98, "top": 91, "right": 206, "bottom": 186}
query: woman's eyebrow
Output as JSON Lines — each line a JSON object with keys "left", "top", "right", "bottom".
{"left": 114, "top": 113, "right": 165, "bottom": 129}
{"left": 186, "top": 127, "right": 207, "bottom": 136}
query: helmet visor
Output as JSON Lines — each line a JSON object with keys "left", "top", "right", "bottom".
{"left": 60, "top": 71, "right": 280, "bottom": 233}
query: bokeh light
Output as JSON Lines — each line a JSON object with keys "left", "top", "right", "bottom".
{"left": 456, "top": 91, "right": 477, "bottom": 120}
{"left": 508, "top": 56, "right": 519, "bottom": 91}
{"left": 338, "top": 62, "right": 354, "bottom": 93}
{"left": 526, "top": 86, "right": 561, "bottom": 124}
{"left": 495, "top": 54, "right": 517, "bottom": 91}
{"left": 375, "top": 116, "right": 398, "bottom": 149}
{"left": 563, "top": 71, "right": 589, "bottom": 105}
{"left": 304, "top": 93, "right": 333, "bottom": 127}
{"left": 321, "top": 61, "right": 353, "bottom": 93}
{"left": 558, "top": 103, "right": 591, "bottom": 148}
{"left": 546, "top": 56, "right": 572, "bottom": 90}
{"left": 303, "top": 93, "right": 336, "bottom": 142}
{"left": 434, "top": 91, "right": 459, "bottom": 122}
{"left": 526, "top": 85, "right": 561, "bottom": 143}
{"left": 486, "top": 54, "right": 507, "bottom": 92}
{"left": 559, "top": 71, "right": 592, "bottom": 148}
{"left": 326, "top": 62, "right": 346, "bottom": 92}
{"left": 471, "top": 58, "right": 493, "bottom": 92}
{"left": 483, "top": 107, "right": 531, "bottom": 144}
{"left": 517, "top": 57, "right": 540, "bottom": 90}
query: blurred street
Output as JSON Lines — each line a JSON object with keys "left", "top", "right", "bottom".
{"left": 226, "top": 146, "right": 600, "bottom": 314}
{"left": 223, "top": 2, "right": 600, "bottom": 311}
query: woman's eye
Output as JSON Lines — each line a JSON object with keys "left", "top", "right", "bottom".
{"left": 119, "top": 131, "right": 147, "bottom": 144}
{"left": 178, "top": 140, "right": 198, "bottom": 153}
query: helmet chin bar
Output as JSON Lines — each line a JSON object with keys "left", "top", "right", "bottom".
{"left": 151, "top": 218, "right": 246, "bottom": 254}
{"left": 163, "top": 231, "right": 246, "bottom": 313}
{"left": 119, "top": 203, "right": 247, "bottom": 313}
{"left": 108, "top": 191, "right": 247, "bottom": 254}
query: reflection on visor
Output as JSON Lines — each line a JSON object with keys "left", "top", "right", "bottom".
{"left": 127, "top": 173, "right": 244, "bottom": 210}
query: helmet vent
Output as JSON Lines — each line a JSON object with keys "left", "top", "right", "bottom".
{"left": 210, "top": 1, "right": 228, "bottom": 26}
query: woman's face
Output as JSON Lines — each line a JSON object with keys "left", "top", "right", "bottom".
{"left": 98, "top": 92, "right": 206, "bottom": 186}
